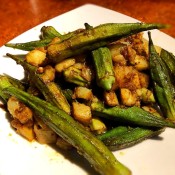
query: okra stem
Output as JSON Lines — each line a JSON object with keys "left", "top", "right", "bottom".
{"left": 40, "top": 26, "right": 62, "bottom": 39}
{"left": 0, "top": 76, "right": 131, "bottom": 175}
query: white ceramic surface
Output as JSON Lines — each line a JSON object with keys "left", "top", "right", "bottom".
{"left": 0, "top": 4, "right": 175, "bottom": 175}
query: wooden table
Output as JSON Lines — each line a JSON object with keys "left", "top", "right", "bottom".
{"left": 0, "top": 0, "right": 175, "bottom": 46}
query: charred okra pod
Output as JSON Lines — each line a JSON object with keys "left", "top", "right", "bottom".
{"left": 0, "top": 76, "right": 131, "bottom": 175}
{"left": 91, "top": 100, "right": 175, "bottom": 128}
{"left": 6, "top": 53, "right": 71, "bottom": 114}
{"left": 98, "top": 126, "right": 164, "bottom": 151}
{"left": 92, "top": 47, "right": 115, "bottom": 90}
{"left": 148, "top": 32, "right": 175, "bottom": 121}
{"left": 47, "top": 22, "right": 167, "bottom": 63}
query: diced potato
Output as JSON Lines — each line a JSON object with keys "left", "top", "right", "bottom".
{"left": 34, "top": 124, "right": 57, "bottom": 144}
{"left": 55, "top": 58, "right": 76, "bottom": 73}
{"left": 120, "top": 88, "right": 139, "bottom": 106}
{"left": 72, "top": 86, "right": 93, "bottom": 101}
{"left": 133, "top": 55, "right": 149, "bottom": 71}
{"left": 109, "top": 42, "right": 127, "bottom": 65}
{"left": 7, "top": 96, "right": 33, "bottom": 124}
{"left": 11, "top": 119, "right": 35, "bottom": 141}
{"left": 114, "top": 65, "right": 141, "bottom": 90}
{"left": 40, "top": 65, "right": 55, "bottom": 83}
{"left": 34, "top": 116, "right": 57, "bottom": 144}
{"left": 26, "top": 49, "right": 46, "bottom": 66}
{"left": 126, "top": 46, "right": 137, "bottom": 64}
{"left": 138, "top": 72, "right": 149, "bottom": 88}
{"left": 89, "top": 117, "right": 106, "bottom": 134}
{"left": 103, "top": 91, "right": 119, "bottom": 106}
{"left": 72, "top": 102, "right": 92, "bottom": 125}
{"left": 112, "top": 54, "right": 127, "bottom": 66}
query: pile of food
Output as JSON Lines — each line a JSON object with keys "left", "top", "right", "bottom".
{"left": 0, "top": 22, "right": 175, "bottom": 175}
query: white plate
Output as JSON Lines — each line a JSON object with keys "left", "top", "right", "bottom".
{"left": 0, "top": 4, "right": 175, "bottom": 175}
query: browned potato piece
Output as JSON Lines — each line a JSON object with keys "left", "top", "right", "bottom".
{"left": 103, "top": 91, "right": 119, "bottom": 106}
{"left": 138, "top": 72, "right": 149, "bottom": 88}
{"left": 40, "top": 65, "right": 55, "bottom": 83}
{"left": 26, "top": 49, "right": 46, "bottom": 66}
{"left": 113, "top": 65, "right": 141, "bottom": 90}
{"left": 72, "top": 86, "right": 93, "bottom": 101}
{"left": 7, "top": 96, "right": 33, "bottom": 124}
{"left": 72, "top": 101, "right": 92, "bottom": 125}
{"left": 120, "top": 88, "right": 139, "bottom": 107}
{"left": 11, "top": 119, "right": 35, "bottom": 141}
{"left": 55, "top": 58, "right": 76, "bottom": 73}
{"left": 34, "top": 124, "right": 57, "bottom": 144}
{"left": 34, "top": 116, "right": 57, "bottom": 144}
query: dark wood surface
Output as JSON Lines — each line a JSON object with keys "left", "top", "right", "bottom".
{"left": 1, "top": 0, "right": 175, "bottom": 46}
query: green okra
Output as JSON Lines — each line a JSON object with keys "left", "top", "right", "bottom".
{"left": 148, "top": 32, "right": 175, "bottom": 121}
{"left": 62, "top": 88, "right": 73, "bottom": 103}
{"left": 5, "top": 38, "right": 52, "bottom": 51}
{"left": 40, "top": 26, "right": 62, "bottom": 39}
{"left": 0, "top": 75, "right": 131, "bottom": 175}
{"left": 5, "top": 28, "right": 85, "bottom": 51}
{"left": 91, "top": 101, "right": 175, "bottom": 128}
{"left": 100, "top": 127, "right": 164, "bottom": 151}
{"left": 47, "top": 22, "right": 168, "bottom": 63}
{"left": 160, "top": 48, "right": 175, "bottom": 79}
{"left": 6, "top": 53, "right": 71, "bottom": 114}
{"left": 97, "top": 126, "right": 130, "bottom": 141}
{"left": 92, "top": 47, "right": 115, "bottom": 90}
{"left": 0, "top": 74, "right": 26, "bottom": 102}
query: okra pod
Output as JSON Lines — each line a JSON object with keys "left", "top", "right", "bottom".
{"left": 97, "top": 126, "right": 130, "bottom": 141}
{"left": 6, "top": 53, "right": 71, "bottom": 114}
{"left": 100, "top": 127, "right": 164, "bottom": 151}
{"left": 91, "top": 101, "right": 175, "bottom": 128}
{"left": 160, "top": 48, "right": 175, "bottom": 79}
{"left": 0, "top": 76, "right": 131, "bottom": 175}
{"left": 5, "top": 38, "right": 52, "bottom": 51}
{"left": 47, "top": 22, "right": 167, "bottom": 63}
{"left": 148, "top": 32, "right": 175, "bottom": 121}
{"left": 92, "top": 47, "right": 115, "bottom": 90}
{"left": 5, "top": 28, "right": 84, "bottom": 51}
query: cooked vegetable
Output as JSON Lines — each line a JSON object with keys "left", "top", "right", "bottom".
{"left": 160, "top": 48, "right": 175, "bottom": 81}
{"left": 40, "top": 26, "right": 62, "bottom": 39}
{"left": 5, "top": 27, "right": 85, "bottom": 51}
{"left": 47, "top": 23, "right": 167, "bottom": 63}
{"left": 2, "top": 21, "right": 175, "bottom": 175}
{"left": 99, "top": 126, "right": 164, "bottom": 151}
{"left": 91, "top": 100, "right": 175, "bottom": 128}
{"left": 148, "top": 32, "right": 175, "bottom": 121}
{"left": 92, "top": 47, "right": 115, "bottom": 90}
{"left": 0, "top": 75, "right": 131, "bottom": 175}
{"left": 6, "top": 53, "right": 71, "bottom": 114}
{"left": 63, "top": 63, "right": 92, "bottom": 87}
